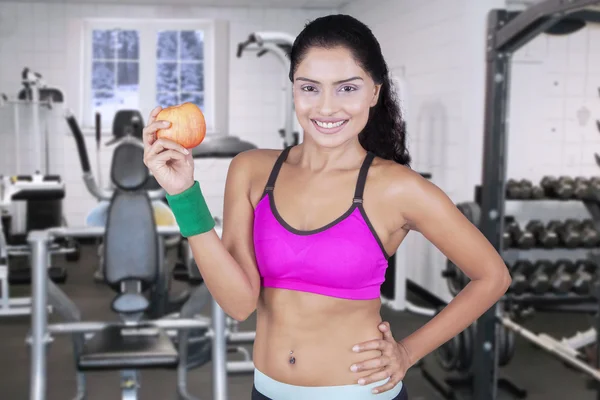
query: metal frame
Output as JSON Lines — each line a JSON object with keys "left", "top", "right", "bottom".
{"left": 27, "top": 226, "right": 236, "bottom": 400}
{"left": 478, "top": 1, "right": 600, "bottom": 399}
{"left": 236, "top": 32, "right": 297, "bottom": 148}
{"left": 0, "top": 228, "right": 32, "bottom": 316}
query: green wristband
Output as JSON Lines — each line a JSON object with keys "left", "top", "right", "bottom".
{"left": 165, "top": 181, "right": 215, "bottom": 237}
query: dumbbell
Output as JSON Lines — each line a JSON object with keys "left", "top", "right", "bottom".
{"left": 503, "top": 230, "right": 513, "bottom": 249}
{"left": 578, "top": 220, "right": 600, "bottom": 248}
{"left": 571, "top": 260, "right": 597, "bottom": 295}
{"left": 506, "top": 179, "right": 525, "bottom": 199}
{"left": 550, "top": 259, "right": 576, "bottom": 294}
{"left": 540, "top": 176, "right": 575, "bottom": 199}
{"left": 519, "top": 179, "right": 545, "bottom": 199}
{"left": 529, "top": 260, "right": 553, "bottom": 294}
{"left": 525, "top": 220, "right": 559, "bottom": 248}
{"left": 508, "top": 260, "right": 535, "bottom": 295}
{"left": 505, "top": 219, "right": 536, "bottom": 249}
{"left": 547, "top": 220, "right": 582, "bottom": 248}
{"left": 573, "top": 177, "right": 590, "bottom": 199}
{"left": 588, "top": 177, "right": 600, "bottom": 194}
{"left": 505, "top": 179, "right": 543, "bottom": 199}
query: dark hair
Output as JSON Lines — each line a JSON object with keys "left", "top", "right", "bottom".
{"left": 289, "top": 14, "right": 411, "bottom": 166}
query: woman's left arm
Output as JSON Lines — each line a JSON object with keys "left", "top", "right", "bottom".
{"left": 394, "top": 171, "right": 511, "bottom": 366}
{"left": 351, "top": 168, "right": 511, "bottom": 393}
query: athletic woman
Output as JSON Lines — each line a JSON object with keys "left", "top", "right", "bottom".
{"left": 143, "top": 14, "right": 511, "bottom": 400}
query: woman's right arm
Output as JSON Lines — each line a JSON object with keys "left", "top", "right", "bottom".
{"left": 187, "top": 150, "right": 262, "bottom": 321}
{"left": 142, "top": 106, "right": 261, "bottom": 321}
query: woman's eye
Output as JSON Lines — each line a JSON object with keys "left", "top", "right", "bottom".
{"left": 341, "top": 86, "right": 356, "bottom": 92}
{"left": 302, "top": 86, "right": 317, "bottom": 92}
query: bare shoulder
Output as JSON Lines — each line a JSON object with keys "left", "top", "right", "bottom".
{"left": 368, "top": 157, "right": 450, "bottom": 231}
{"left": 229, "top": 148, "right": 281, "bottom": 174}
{"left": 227, "top": 148, "right": 283, "bottom": 205}
{"left": 368, "top": 157, "right": 431, "bottom": 198}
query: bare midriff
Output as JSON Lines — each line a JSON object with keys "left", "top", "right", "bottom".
{"left": 252, "top": 287, "right": 385, "bottom": 386}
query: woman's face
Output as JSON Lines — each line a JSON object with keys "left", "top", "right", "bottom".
{"left": 293, "top": 46, "right": 381, "bottom": 148}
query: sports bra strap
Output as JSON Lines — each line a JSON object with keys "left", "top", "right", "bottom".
{"left": 264, "top": 146, "right": 293, "bottom": 193}
{"left": 353, "top": 152, "right": 375, "bottom": 203}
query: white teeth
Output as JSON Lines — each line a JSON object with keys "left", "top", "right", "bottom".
{"left": 315, "top": 120, "right": 345, "bottom": 128}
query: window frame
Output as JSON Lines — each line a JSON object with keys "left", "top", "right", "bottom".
{"left": 81, "top": 18, "right": 226, "bottom": 136}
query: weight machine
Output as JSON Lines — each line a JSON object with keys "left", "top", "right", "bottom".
{"left": 426, "top": 2, "right": 600, "bottom": 399}
{"left": 0, "top": 68, "right": 78, "bottom": 317}
{"left": 236, "top": 31, "right": 299, "bottom": 149}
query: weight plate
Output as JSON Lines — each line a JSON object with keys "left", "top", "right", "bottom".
{"left": 499, "top": 326, "right": 516, "bottom": 367}
{"left": 433, "top": 307, "right": 461, "bottom": 371}
{"left": 435, "top": 334, "right": 461, "bottom": 371}
{"left": 458, "top": 322, "right": 476, "bottom": 373}
{"left": 496, "top": 323, "right": 507, "bottom": 366}
{"left": 445, "top": 202, "right": 481, "bottom": 295}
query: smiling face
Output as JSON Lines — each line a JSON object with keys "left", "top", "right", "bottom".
{"left": 292, "top": 46, "right": 381, "bottom": 148}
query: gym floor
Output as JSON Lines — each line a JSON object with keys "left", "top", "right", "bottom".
{"left": 0, "top": 245, "right": 597, "bottom": 400}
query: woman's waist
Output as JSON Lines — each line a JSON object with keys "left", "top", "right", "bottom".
{"left": 253, "top": 320, "right": 385, "bottom": 386}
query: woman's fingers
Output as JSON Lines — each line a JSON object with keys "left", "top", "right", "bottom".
{"left": 144, "top": 139, "right": 189, "bottom": 168}
{"left": 147, "top": 106, "right": 162, "bottom": 125}
{"left": 143, "top": 121, "right": 171, "bottom": 149}
{"left": 152, "top": 149, "right": 188, "bottom": 165}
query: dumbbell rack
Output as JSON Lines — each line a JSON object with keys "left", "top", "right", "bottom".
{"left": 458, "top": 2, "right": 600, "bottom": 400}
{"left": 496, "top": 183, "right": 600, "bottom": 395}
{"left": 425, "top": 182, "right": 600, "bottom": 400}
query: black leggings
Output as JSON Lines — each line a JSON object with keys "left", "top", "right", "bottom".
{"left": 251, "top": 384, "right": 408, "bottom": 400}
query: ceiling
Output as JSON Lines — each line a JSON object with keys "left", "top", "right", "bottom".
{"left": 0, "top": 0, "right": 358, "bottom": 9}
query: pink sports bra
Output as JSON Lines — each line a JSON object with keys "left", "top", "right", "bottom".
{"left": 253, "top": 147, "right": 391, "bottom": 300}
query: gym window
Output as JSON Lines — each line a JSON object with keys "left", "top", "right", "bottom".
{"left": 81, "top": 19, "right": 228, "bottom": 136}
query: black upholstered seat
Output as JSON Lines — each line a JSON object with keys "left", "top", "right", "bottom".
{"left": 78, "top": 325, "right": 178, "bottom": 371}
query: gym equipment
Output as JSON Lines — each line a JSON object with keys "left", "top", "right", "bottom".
{"left": 0, "top": 69, "right": 78, "bottom": 317}
{"left": 505, "top": 179, "right": 543, "bottom": 199}
{"left": 79, "top": 110, "right": 165, "bottom": 282}
{"left": 501, "top": 317, "right": 600, "bottom": 382}
{"left": 0, "top": 227, "right": 30, "bottom": 316}
{"left": 540, "top": 176, "right": 575, "bottom": 199}
{"left": 26, "top": 112, "right": 218, "bottom": 399}
{"left": 66, "top": 110, "right": 194, "bottom": 320}
{"left": 236, "top": 31, "right": 299, "bottom": 149}
{"left": 578, "top": 219, "right": 600, "bottom": 247}
{"left": 571, "top": 260, "right": 596, "bottom": 295}
{"left": 478, "top": 4, "right": 600, "bottom": 399}
{"left": 547, "top": 219, "right": 582, "bottom": 248}
{"left": 525, "top": 220, "right": 559, "bottom": 248}
{"left": 0, "top": 68, "right": 79, "bottom": 260}
{"left": 442, "top": 202, "right": 480, "bottom": 296}
{"left": 573, "top": 177, "right": 590, "bottom": 199}
{"left": 0, "top": 69, "right": 75, "bottom": 251}
{"left": 430, "top": 309, "right": 519, "bottom": 396}
{"left": 505, "top": 217, "right": 535, "bottom": 249}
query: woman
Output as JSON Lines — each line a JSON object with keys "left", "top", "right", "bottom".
{"left": 143, "top": 14, "right": 511, "bottom": 400}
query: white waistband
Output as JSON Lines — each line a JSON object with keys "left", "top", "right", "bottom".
{"left": 254, "top": 368, "right": 403, "bottom": 400}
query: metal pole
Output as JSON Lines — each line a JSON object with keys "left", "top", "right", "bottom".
{"left": 31, "top": 80, "right": 42, "bottom": 174}
{"left": 28, "top": 231, "right": 50, "bottom": 400}
{"left": 227, "top": 361, "right": 255, "bottom": 374}
{"left": 212, "top": 299, "right": 228, "bottom": 400}
{"left": 474, "top": 9, "right": 511, "bottom": 400}
{"left": 259, "top": 43, "right": 294, "bottom": 148}
{"left": 13, "top": 101, "right": 21, "bottom": 175}
{"left": 228, "top": 331, "right": 255, "bottom": 344}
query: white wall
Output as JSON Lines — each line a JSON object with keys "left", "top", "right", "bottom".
{"left": 0, "top": 1, "right": 333, "bottom": 225}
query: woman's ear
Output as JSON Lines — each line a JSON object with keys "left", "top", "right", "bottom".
{"left": 370, "top": 84, "right": 382, "bottom": 107}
